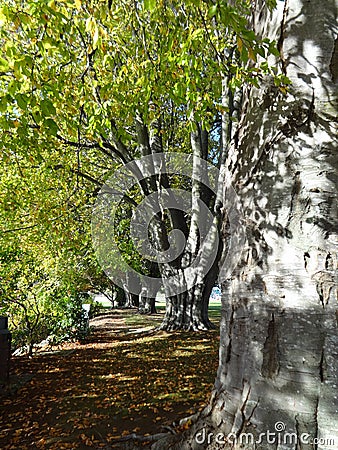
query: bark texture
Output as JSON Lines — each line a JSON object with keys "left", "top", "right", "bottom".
{"left": 150, "top": 0, "right": 338, "bottom": 448}
{"left": 159, "top": 278, "right": 215, "bottom": 331}
{"left": 154, "top": 127, "right": 224, "bottom": 331}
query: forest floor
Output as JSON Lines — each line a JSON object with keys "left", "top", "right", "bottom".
{"left": 0, "top": 307, "right": 220, "bottom": 449}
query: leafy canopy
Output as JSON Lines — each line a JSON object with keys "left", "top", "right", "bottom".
{"left": 0, "top": 0, "right": 285, "bottom": 315}
{"left": 0, "top": 0, "right": 282, "bottom": 145}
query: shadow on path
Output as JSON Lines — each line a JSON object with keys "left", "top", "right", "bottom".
{"left": 0, "top": 311, "right": 219, "bottom": 449}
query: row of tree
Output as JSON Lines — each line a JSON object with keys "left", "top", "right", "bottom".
{"left": 0, "top": 0, "right": 287, "bottom": 331}
{"left": 0, "top": 0, "right": 337, "bottom": 447}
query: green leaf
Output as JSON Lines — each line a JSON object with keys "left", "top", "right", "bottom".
{"left": 0, "top": 7, "right": 7, "bottom": 27}
{"left": 0, "top": 57, "right": 9, "bottom": 70}
{"left": 241, "top": 30, "right": 256, "bottom": 42}
{"left": 208, "top": 4, "right": 218, "bottom": 18}
{"left": 240, "top": 47, "right": 248, "bottom": 64}
{"left": 41, "top": 99, "right": 56, "bottom": 117}
{"left": 269, "top": 42, "right": 280, "bottom": 56}
{"left": 256, "top": 47, "right": 265, "bottom": 58}
{"left": 16, "top": 94, "right": 28, "bottom": 110}
{"left": 44, "top": 118, "right": 59, "bottom": 135}
{"left": 144, "top": 0, "right": 156, "bottom": 11}
{"left": 280, "top": 75, "right": 291, "bottom": 85}
{"left": 266, "top": 0, "right": 277, "bottom": 10}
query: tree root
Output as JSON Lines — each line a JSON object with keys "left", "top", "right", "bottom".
{"left": 175, "top": 411, "right": 201, "bottom": 427}
{"left": 159, "top": 321, "right": 213, "bottom": 332}
{"left": 113, "top": 432, "right": 171, "bottom": 443}
{"left": 124, "top": 327, "right": 159, "bottom": 338}
{"left": 111, "top": 410, "right": 202, "bottom": 449}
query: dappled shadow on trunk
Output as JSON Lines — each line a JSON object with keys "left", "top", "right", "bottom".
{"left": 159, "top": 288, "right": 214, "bottom": 332}
{"left": 150, "top": 303, "right": 337, "bottom": 450}
{"left": 141, "top": 1, "right": 338, "bottom": 448}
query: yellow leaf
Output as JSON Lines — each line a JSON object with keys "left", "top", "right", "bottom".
{"left": 237, "top": 36, "right": 243, "bottom": 53}
{"left": 248, "top": 47, "right": 256, "bottom": 62}
{"left": 85, "top": 17, "right": 95, "bottom": 33}
{"left": 75, "top": 0, "right": 81, "bottom": 10}
{"left": 48, "top": 0, "right": 56, "bottom": 10}
{"left": 279, "top": 86, "right": 288, "bottom": 95}
{"left": 0, "top": 7, "right": 7, "bottom": 26}
{"left": 182, "top": 419, "right": 192, "bottom": 429}
{"left": 93, "top": 26, "right": 99, "bottom": 49}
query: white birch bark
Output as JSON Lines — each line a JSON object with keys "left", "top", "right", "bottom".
{"left": 151, "top": 1, "right": 338, "bottom": 448}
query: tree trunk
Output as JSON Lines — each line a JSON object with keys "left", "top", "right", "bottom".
{"left": 115, "top": 285, "right": 128, "bottom": 308}
{"left": 151, "top": 1, "right": 338, "bottom": 448}
{"left": 159, "top": 261, "right": 219, "bottom": 331}
{"left": 122, "top": 277, "right": 140, "bottom": 308}
{"left": 159, "top": 287, "right": 210, "bottom": 331}
{"left": 120, "top": 291, "right": 139, "bottom": 308}
{"left": 139, "top": 296, "right": 157, "bottom": 314}
{"left": 138, "top": 287, "right": 157, "bottom": 314}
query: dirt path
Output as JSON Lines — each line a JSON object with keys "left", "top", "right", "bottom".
{"left": 0, "top": 310, "right": 219, "bottom": 449}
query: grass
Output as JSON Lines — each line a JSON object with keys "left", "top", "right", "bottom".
{"left": 123, "top": 300, "right": 221, "bottom": 328}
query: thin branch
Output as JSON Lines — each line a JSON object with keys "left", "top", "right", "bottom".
{"left": 197, "top": 7, "right": 228, "bottom": 71}
{"left": 70, "top": 168, "right": 103, "bottom": 187}
{"left": 56, "top": 135, "right": 100, "bottom": 150}
{"left": 56, "top": 134, "right": 119, "bottom": 162}
{"left": 1, "top": 224, "right": 38, "bottom": 234}
{"left": 67, "top": 168, "right": 138, "bottom": 207}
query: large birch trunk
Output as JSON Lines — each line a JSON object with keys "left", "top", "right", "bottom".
{"left": 147, "top": 128, "right": 224, "bottom": 331}
{"left": 151, "top": 1, "right": 338, "bottom": 448}
{"left": 159, "top": 269, "right": 217, "bottom": 331}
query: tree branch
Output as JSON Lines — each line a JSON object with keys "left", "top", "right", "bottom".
{"left": 1, "top": 224, "right": 38, "bottom": 234}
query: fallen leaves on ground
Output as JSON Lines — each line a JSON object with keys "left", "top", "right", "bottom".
{"left": 0, "top": 309, "right": 220, "bottom": 449}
